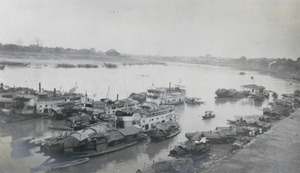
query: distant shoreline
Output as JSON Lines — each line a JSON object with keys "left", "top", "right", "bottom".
{"left": 1, "top": 50, "right": 299, "bottom": 83}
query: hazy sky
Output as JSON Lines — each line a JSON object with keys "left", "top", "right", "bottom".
{"left": 0, "top": 0, "right": 299, "bottom": 59}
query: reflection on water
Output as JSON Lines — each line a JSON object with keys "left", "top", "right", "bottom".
{"left": 146, "top": 137, "right": 177, "bottom": 160}
{"left": 1, "top": 62, "right": 300, "bottom": 173}
{"left": 214, "top": 98, "right": 242, "bottom": 105}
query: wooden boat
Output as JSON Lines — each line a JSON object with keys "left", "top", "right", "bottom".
{"left": 185, "top": 97, "right": 205, "bottom": 105}
{"left": 31, "top": 157, "right": 89, "bottom": 172}
{"left": 202, "top": 111, "right": 215, "bottom": 119}
{"left": 40, "top": 124, "right": 146, "bottom": 158}
{"left": 169, "top": 140, "right": 210, "bottom": 158}
{"left": 71, "top": 141, "right": 138, "bottom": 158}
{"left": 148, "top": 121, "right": 181, "bottom": 142}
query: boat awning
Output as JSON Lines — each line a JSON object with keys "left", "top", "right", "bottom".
{"left": 155, "top": 124, "right": 169, "bottom": 131}
{"left": 118, "top": 126, "right": 141, "bottom": 136}
{"left": 67, "top": 116, "right": 81, "bottom": 122}
{"left": 105, "top": 131, "right": 125, "bottom": 143}
{"left": 201, "top": 132, "right": 222, "bottom": 140}
{"left": 71, "top": 133, "right": 89, "bottom": 142}
{"left": 218, "top": 130, "right": 236, "bottom": 138}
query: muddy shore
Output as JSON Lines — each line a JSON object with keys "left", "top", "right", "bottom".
{"left": 199, "top": 108, "right": 300, "bottom": 173}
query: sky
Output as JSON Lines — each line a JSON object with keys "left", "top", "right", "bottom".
{"left": 0, "top": 0, "right": 299, "bottom": 59}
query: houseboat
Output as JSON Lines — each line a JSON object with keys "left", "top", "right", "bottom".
{"left": 169, "top": 140, "right": 210, "bottom": 158}
{"left": 146, "top": 83, "right": 186, "bottom": 105}
{"left": 115, "top": 102, "right": 177, "bottom": 131}
{"left": 40, "top": 123, "right": 146, "bottom": 158}
{"left": 148, "top": 121, "right": 181, "bottom": 141}
{"left": 241, "top": 84, "right": 269, "bottom": 100}
{"left": 185, "top": 128, "right": 237, "bottom": 144}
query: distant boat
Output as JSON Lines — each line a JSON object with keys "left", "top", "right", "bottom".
{"left": 0, "top": 64, "right": 5, "bottom": 70}
{"left": 202, "top": 111, "right": 215, "bottom": 119}
{"left": 239, "top": 72, "right": 246, "bottom": 75}
{"left": 185, "top": 97, "right": 205, "bottom": 105}
{"left": 103, "top": 63, "right": 118, "bottom": 68}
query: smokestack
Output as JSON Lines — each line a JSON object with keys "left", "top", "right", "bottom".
{"left": 0, "top": 83, "right": 3, "bottom": 89}
{"left": 39, "top": 82, "right": 41, "bottom": 93}
{"left": 116, "top": 94, "right": 119, "bottom": 101}
{"left": 54, "top": 88, "right": 56, "bottom": 97}
{"left": 169, "top": 82, "right": 171, "bottom": 89}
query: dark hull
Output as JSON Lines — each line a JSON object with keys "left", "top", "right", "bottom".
{"left": 202, "top": 115, "right": 215, "bottom": 119}
{"left": 149, "top": 130, "right": 181, "bottom": 142}
{"left": 162, "top": 101, "right": 184, "bottom": 105}
{"left": 71, "top": 141, "right": 138, "bottom": 158}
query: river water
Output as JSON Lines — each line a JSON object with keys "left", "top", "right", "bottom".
{"left": 0, "top": 60, "right": 299, "bottom": 173}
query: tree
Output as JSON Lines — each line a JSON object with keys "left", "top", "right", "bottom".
{"left": 106, "top": 49, "right": 120, "bottom": 56}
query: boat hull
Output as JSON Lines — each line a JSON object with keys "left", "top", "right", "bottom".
{"left": 149, "top": 130, "right": 181, "bottom": 142}
{"left": 71, "top": 141, "right": 138, "bottom": 158}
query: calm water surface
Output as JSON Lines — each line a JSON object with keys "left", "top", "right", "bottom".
{"left": 0, "top": 61, "right": 299, "bottom": 173}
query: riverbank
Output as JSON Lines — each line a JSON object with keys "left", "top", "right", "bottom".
{"left": 201, "top": 108, "right": 300, "bottom": 173}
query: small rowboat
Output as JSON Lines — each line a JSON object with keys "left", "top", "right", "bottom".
{"left": 202, "top": 111, "right": 215, "bottom": 119}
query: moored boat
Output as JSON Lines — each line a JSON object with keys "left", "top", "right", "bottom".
{"left": 146, "top": 83, "right": 186, "bottom": 105}
{"left": 148, "top": 121, "right": 181, "bottom": 141}
{"left": 40, "top": 123, "right": 146, "bottom": 158}
{"left": 115, "top": 102, "right": 177, "bottom": 131}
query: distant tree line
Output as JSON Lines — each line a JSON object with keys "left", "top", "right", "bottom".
{"left": 0, "top": 43, "right": 121, "bottom": 56}
{"left": 196, "top": 56, "right": 300, "bottom": 81}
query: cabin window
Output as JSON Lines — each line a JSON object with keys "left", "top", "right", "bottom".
{"left": 162, "top": 120, "right": 165, "bottom": 123}
{"left": 45, "top": 105, "right": 48, "bottom": 107}
{"left": 157, "top": 117, "right": 159, "bottom": 120}
{"left": 152, "top": 118, "right": 154, "bottom": 121}
{"left": 143, "top": 120, "right": 145, "bottom": 123}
